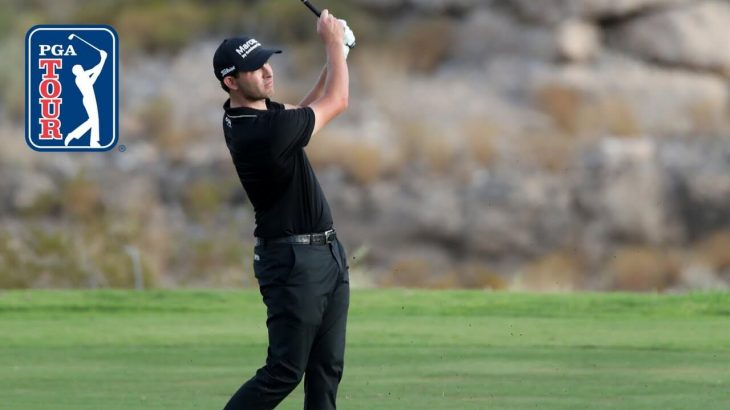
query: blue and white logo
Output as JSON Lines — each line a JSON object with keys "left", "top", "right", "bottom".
{"left": 25, "top": 25, "right": 118, "bottom": 151}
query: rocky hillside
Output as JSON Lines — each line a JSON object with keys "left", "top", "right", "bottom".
{"left": 0, "top": 0, "right": 728, "bottom": 291}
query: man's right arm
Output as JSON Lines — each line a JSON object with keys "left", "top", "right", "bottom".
{"left": 306, "top": 9, "right": 349, "bottom": 136}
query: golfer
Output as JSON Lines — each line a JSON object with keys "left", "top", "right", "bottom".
{"left": 65, "top": 49, "right": 107, "bottom": 147}
{"left": 214, "top": 10, "right": 351, "bottom": 410}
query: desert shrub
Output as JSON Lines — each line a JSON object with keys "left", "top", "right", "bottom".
{"left": 0, "top": 232, "right": 36, "bottom": 288}
{"left": 423, "top": 272, "right": 461, "bottom": 289}
{"left": 583, "top": 96, "right": 641, "bottom": 137}
{"left": 0, "top": 228, "right": 86, "bottom": 288}
{"left": 172, "top": 232, "right": 255, "bottom": 288}
{"left": 306, "top": 131, "right": 385, "bottom": 185}
{"left": 20, "top": 191, "right": 63, "bottom": 218}
{"left": 608, "top": 247, "right": 681, "bottom": 292}
{"left": 517, "top": 251, "right": 585, "bottom": 292}
{"left": 90, "top": 244, "right": 154, "bottom": 289}
{"left": 382, "top": 261, "right": 506, "bottom": 290}
{"left": 345, "top": 143, "right": 383, "bottom": 185}
{"left": 515, "top": 131, "right": 576, "bottom": 173}
{"left": 138, "top": 96, "right": 173, "bottom": 141}
{"left": 452, "top": 263, "right": 507, "bottom": 290}
{"left": 183, "top": 179, "right": 225, "bottom": 222}
{"left": 393, "top": 18, "right": 453, "bottom": 73}
{"left": 61, "top": 171, "right": 104, "bottom": 220}
{"left": 536, "top": 83, "right": 640, "bottom": 137}
{"left": 0, "top": 3, "right": 14, "bottom": 37}
{"left": 688, "top": 100, "right": 728, "bottom": 136}
{"left": 381, "top": 257, "right": 432, "bottom": 288}
{"left": 462, "top": 119, "right": 499, "bottom": 167}
{"left": 421, "top": 133, "right": 456, "bottom": 174}
{"left": 114, "top": 1, "right": 208, "bottom": 53}
{"left": 137, "top": 96, "right": 186, "bottom": 162}
{"left": 693, "top": 231, "right": 730, "bottom": 272}
{"left": 396, "top": 121, "right": 457, "bottom": 175}
{"left": 0, "top": 220, "right": 158, "bottom": 290}
{"left": 536, "top": 84, "right": 583, "bottom": 135}
{"left": 0, "top": 38, "right": 25, "bottom": 120}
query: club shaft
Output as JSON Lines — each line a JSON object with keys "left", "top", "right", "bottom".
{"left": 299, "top": 0, "right": 355, "bottom": 49}
{"left": 74, "top": 34, "right": 101, "bottom": 52}
{"left": 301, "top": 0, "right": 321, "bottom": 17}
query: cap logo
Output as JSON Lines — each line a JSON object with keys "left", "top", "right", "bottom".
{"left": 235, "top": 39, "right": 261, "bottom": 60}
{"left": 220, "top": 66, "right": 236, "bottom": 76}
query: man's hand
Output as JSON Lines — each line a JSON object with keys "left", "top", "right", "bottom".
{"left": 317, "top": 9, "right": 345, "bottom": 48}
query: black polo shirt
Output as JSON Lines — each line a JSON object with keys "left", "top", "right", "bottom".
{"left": 222, "top": 98, "right": 333, "bottom": 239}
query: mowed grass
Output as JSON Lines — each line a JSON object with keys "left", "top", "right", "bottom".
{"left": 0, "top": 290, "right": 728, "bottom": 409}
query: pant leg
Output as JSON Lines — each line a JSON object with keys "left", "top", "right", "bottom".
{"left": 223, "top": 243, "right": 341, "bottom": 410}
{"left": 304, "top": 240, "right": 350, "bottom": 410}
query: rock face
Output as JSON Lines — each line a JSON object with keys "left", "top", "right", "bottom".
{"left": 353, "top": 0, "right": 481, "bottom": 14}
{"left": 556, "top": 20, "right": 602, "bottom": 62}
{"left": 328, "top": 136, "right": 730, "bottom": 278}
{"left": 509, "top": 0, "right": 691, "bottom": 23}
{"left": 609, "top": 1, "right": 730, "bottom": 75}
{"left": 528, "top": 61, "right": 729, "bottom": 136}
{"left": 574, "top": 138, "right": 678, "bottom": 247}
{"left": 2, "top": 0, "right": 729, "bottom": 290}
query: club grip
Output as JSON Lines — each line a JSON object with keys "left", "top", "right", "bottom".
{"left": 301, "top": 0, "right": 321, "bottom": 17}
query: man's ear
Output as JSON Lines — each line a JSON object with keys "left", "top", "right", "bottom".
{"left": 223, "top": 76, "right": 238, "bottom": 91}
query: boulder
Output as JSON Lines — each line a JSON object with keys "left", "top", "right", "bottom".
{"left": 450, "top": 8, "right": 557, "bottom": 62}
{"left": 463, "top": 168, "right": 575, "bottom": 258}
{"left": 528, "top": 59, "right": 728, "bottom": 136}
{"left": 352, "top": 0, "right": 482, "bottom": 14}
{"left": 609, "top": 1, "right": 730, "bottom": 75}
{"left": 509, "top": 0, "right": 690, "bottom": 24}
{"left": 408, "top": 0, "right": 483, "bottom": 13}
{"left": 556, "top": 20, "right": 601, "bottom": 62}
{"left": 659, "top": 137, "right": 730, "bottom": 240}
{"left": 452, "top": 11, "right": 601, "bottom": 63}
{"left": 574, "top": 138, "right": 678, "bottom": 246}
{"left": 11, "top": 171, "right": 57, "bottom": 211}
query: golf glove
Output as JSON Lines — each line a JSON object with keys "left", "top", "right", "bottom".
{"left": 339, "top": 19, "right": 356, "bottom": 59}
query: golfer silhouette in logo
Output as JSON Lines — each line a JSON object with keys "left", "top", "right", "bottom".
{"left": 65, "top": 34, "right": 107, "bottom": 148}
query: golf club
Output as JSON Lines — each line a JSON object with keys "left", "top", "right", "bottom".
{"left": 299, "top": 0, "right": 356, "bottom": 49}
{"left": 300, "top": 0, "right": 321, "bottom": 17}
{"left": 68, "top": 34, "right": 102, "bottom": 53}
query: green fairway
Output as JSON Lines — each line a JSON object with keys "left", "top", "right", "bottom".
{"left": 0, "top": 290, "right": 728, "bottom": 409}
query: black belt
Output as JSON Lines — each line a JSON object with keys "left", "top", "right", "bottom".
{"left": 256, "top": 229, "right": 336, "bottom": 246}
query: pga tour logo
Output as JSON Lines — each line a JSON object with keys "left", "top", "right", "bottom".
{"left": 25, "top": 25, "right": 118, "bottom": 151}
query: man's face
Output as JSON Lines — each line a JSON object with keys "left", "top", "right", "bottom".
{"left": 231, "top": 62, "right": 274, "bottom": 101}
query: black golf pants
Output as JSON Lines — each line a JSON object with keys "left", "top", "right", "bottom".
{"left": 224, "top": 239, "right": 350, "bottom": 410}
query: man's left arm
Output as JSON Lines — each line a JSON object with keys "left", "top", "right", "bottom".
{"left": 283, "top": 65, "right": 327, "bottom": 110}
{"left": 299, "top": 65, "right": 328, "bottom": 107}
{"left": 285, "top": 19, "right": 353, "bottom": 110}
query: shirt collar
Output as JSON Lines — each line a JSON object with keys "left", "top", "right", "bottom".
{"left": 223, "top": 98, "right": 274, "bottom": 115}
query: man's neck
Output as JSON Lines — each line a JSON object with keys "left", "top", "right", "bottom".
{"left": 229, "top": 93, "right": 267, "bottom": 110}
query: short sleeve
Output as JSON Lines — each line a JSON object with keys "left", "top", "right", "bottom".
{"left": 269, "top": 107, "right": 315, "bottom": 160}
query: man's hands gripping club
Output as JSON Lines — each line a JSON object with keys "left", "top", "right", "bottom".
{"left": 317, "top": 10, "right": 344, "bottom": 52}
{"left": 301, "top": 0, "right": 356, "bottom": 59}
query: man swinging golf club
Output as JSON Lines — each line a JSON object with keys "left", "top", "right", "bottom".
{"left": 65, "top": 33, "right": 107, "bottom": 147}
{"left": 214, "top": 6, "right": 355, "bottom": 410}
